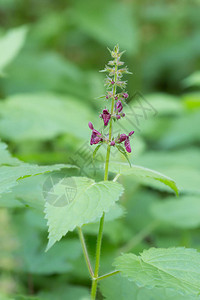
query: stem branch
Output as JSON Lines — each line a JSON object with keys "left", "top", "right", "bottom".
{"left": 78, "top": 227, "right": 94, "bottom": 278}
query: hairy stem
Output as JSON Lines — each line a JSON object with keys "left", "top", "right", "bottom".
{"left": 78, "top": 227, "right": 94, "bottom": 278}
{"left": 91, "top": 66, "right": 117, "bottom": 300}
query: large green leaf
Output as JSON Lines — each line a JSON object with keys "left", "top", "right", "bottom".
{"left": 151, "top": 195, "right": 200, "bottom": 229}
{"left": 45, "top": 177, "right": 124, "bottom": 250}
{"left": 114, "top": 248, "right": 200, "bottom": 296}
{"left": 0, "top": 26, "right": 27, "bottom": 74}
{"left": 109, "top": 162, "right": 178, "bottom": 195}
{"left": 0, "top": 163, "right": 75, "bottom": 194}
{"left": 0, "top": 93, "right": 93, "bottom": 141}
{"left": 100, "top": 274, "right": 198, "bottom": 300}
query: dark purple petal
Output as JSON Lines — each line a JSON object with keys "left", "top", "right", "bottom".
{"left": 102, "top": 109, "right": 111, "bottom": 126}
{"left": 125, "top": 138, "right": 131, "bottom": 153}
{"left": 116, "top": 115, "right": 121, "bottom": 120}
{"left": 129, "top": 131, "right": 135, "bottom": 136}
{"left": 88, "top": 122, "right": 94, "bottom": 130}
{"left": 116, "top": 101, "right": 123, "bottom": 112}
{"left": 93, "top": 129, "right": 101, "bottom": 136}
{"left": 118, "top": 134, "right": 127, "bottom": 143}
{"left": 123, "top": 93, "right": 128, "bottom": 99}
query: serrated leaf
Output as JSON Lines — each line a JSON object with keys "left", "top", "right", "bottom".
{"left": 0, "top": 26, "right": 27, "bottom": 73}
{"left": 151, "top": 195, "right": 200, "bottom": 229}
{"left": 99, "top": 274, "right": 198, "bottom": 300}
{"left": 45, "top": 177, "right": 124, "bottom": 250}
{"left": 114, "top": 247, "right": 200, "bottom": 296}
{"left": 109, "top": 162, "right": 178, "bottom": 195}
{"left": 0, "top": 163, "right": 76, "bottom": 194}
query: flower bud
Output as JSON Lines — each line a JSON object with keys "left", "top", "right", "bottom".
{"left": 123, "top": 93, "right": 128, "bottom": 98}
{"left": 88, "top": 122, "right": 94, "bottom": 130}
{"left": 116, "top": 115, "right": 121, "bottom": 120}
{"left": 129, "top": 131, "right": 135, "bottom": 136}
{"left": 110, "top": 141, "right": 115, "bottom": 146}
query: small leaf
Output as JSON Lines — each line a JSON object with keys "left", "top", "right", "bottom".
{"left": 93, "top": 144, "right": 101, "bottom": 160}
{"left": 109, "top": 162, "right": 178, "bottom": 195}
{"left": 116, "top": 145, "right": 131, "bottom": 167}
{"left": 114, "top": 247, "right": 200, "bottom": 296}
{"left": 45, "top": 177, "right": 124, "bottom": 250}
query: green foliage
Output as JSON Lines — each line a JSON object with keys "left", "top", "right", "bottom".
{"left": 151, "top": 195, "right": 200, "bottom": 229}
{"left": 0, "top": 26, "right": 27, "bottom": 75}
{"left": 114, "top": 248, "right": 200, "bottom": 296}
{"left": 109, "top": 162, "right": 178, "bottom": 195}
{"left": 45, "top": 177, "right": 124, "bottom": 250}
{"left": 0, "top": 94, "right": 93, "bottom": 141}
{"left": 100, "top": 274, "right": 198, "bottom": 300}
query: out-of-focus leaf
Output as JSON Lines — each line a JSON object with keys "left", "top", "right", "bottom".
{"left": 38, "top": 284, "right": 90, "bottom": 300}
{"left": 72, "top": 0, "right": 138, "bottom": 53}
{"left": 114, "top": 248, "right": 200, "bottom": 296}
{"left": 151, "top": 195, "right": 200, "bottom": 229}
{"left": 109, "top": 162, "right": 178, "bottom": 195}
{"left": 0, "top": 93, "right": 93, "bottom": 141}
{"left": 0, "top": 26, "right": 27, "bottom": 74}
{"left": 183, "top": 72, "right": 200, "bottom": 88}
{"left": 159, "top": 111, "right": 200, "bottom": 148}
{"left": 45, "top": 177, "right": 124, "bottom": 250}
{"left": 183, "top": 93, "right": 200, "bottom": 110}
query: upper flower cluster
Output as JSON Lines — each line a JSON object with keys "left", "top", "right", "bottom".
{"left": 89, "top": 45, "right": 134, "bottom": 154}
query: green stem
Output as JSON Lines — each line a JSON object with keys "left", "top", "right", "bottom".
{"left": 78, "top": 227, "right": 94, "bottom": 278}
{"left": 91, "top": 66, "right": 118, "bottom": 300}
{"left": 97, "top": 270, "right": 120, "bottom": 281}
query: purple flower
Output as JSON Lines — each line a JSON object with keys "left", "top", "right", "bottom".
{"left": 123, "top": 93, "right": 128, "bottom": 99}
{"left": 111, "top": 80, "right": 115, "bottom": 85}
{"left": 100, "top": 109, "right": 111, "bottom": 126}
{"left": 118, "top": 131, "right": 135, "bottom": 153}
{"left": 110, "top": 140, "right": 115, "bottom": 146}
{"left": 88, "top": 123, "right": 102, "bottom": 145}
{"left": 116, "top": 100, "right": 123, "bottom": 113}
{"left": 118, "top": 134, "right": 127, "bottom": 143}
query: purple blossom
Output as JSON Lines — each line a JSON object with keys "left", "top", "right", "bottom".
{"left": 123, "top": 93, "right": 128, "bottom": 99}
{"left": 116, "top": 100, "right": 123, "bottom": 112}
{"left": 111, "top": 80, "right": 115, "bottom": 85}
{"left": 118, "top": 131, "right": 135, "bottom": 153}
{"left": 88, "top": 123, "right": 102, "bottom": 145}
{"left": 116, "top": 115, "right": 121, "bottom": 120}
{"left": 100, "top": 109, "right": 111, "bottom": 126}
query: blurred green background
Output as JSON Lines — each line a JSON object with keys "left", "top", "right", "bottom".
{"left": 0, "top": 0, "right": 200, "bottom": 299}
